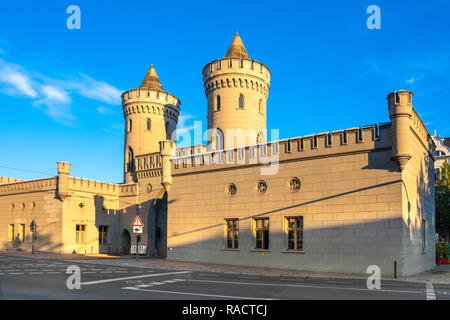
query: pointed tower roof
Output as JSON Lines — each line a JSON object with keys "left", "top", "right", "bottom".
{"left": 140, "top": 65, "right": 163, "bottom": 91}
{"left": 225, "top": 33, "right": 249, "bottom": 59}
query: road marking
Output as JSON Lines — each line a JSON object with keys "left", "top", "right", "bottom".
{"left": 29, "top": 272, "right": 44, "bottom": 275}
{"left": 46, "top": 272, "right": 61, "bottom": 274}
{"left": 80, "top": 271, "right": 191, "bottom": 286}
{"left": 325, "top": 281, "right": 353, "bottom": 284}
{"left": 9, "top": 273, "right": 24, "bottom": 275}
{"left": 122, "top": 286, "right": 277, "bottom": 300}
{"left": 114, "top": 271, "right": 128, "bottom": 274}
{"left": 187, "top": 279, "right": 425, "bottom": 295}
{"left": 426, "top": 282, "right": 436, "bottom": 300}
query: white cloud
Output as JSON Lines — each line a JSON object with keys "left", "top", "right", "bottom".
{"left": 68, "top": 74, "right": 122, "bottom": 105}
{"left": 0, "top": 56, "right": 122, "bottom": 124}
{"left": 176, "top": 114, "right": 199, "bottom": 135}
{"left": 405, "top": 77, "right": 415, "bottom": 84}
{"left": 41, "top": 85, "right": 71, "bottom": 104}
{"left": 0, "top": 66, "right": 37, "bottom": 98}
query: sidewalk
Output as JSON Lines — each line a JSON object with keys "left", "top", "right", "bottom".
{"left": 2, "top": 250, "right": 449, "bottom": 284}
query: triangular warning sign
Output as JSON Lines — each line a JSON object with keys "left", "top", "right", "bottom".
{"left": 131, "top": 216, "right": 144, "bottom": 227}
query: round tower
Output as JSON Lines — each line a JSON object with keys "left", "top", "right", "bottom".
{"left": 202, "top": 33, "right": 271, "bottom": 150}
{"left": 121, "top": 65, "right": 181, "bottom": 183}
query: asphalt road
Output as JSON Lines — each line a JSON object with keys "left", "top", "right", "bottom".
{"left": 0, "top": 253, "right": 449, "bottom": 300}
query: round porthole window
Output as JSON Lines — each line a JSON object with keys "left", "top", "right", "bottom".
{"left": 226, "top": 183, "right": 237, "bottom": 196}
{"left": 256, "top": 180, "right": 267, "bottom": 194}
{"left": 287, "top": 177, "right": 301, "bottom": 192}
{"left": 146, "top": 183, "right": 153, "bottom": 193}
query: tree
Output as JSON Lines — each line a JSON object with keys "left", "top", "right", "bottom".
{"left": 436, "top": 159, "right": 450, "bottom": 235}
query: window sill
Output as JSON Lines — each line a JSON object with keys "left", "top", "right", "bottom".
{"left": 221, "top": 248, "right": 240, "bottom": 251}
{"left": 249, "top": 249, "right": 270, "bottom": 252}
{"left": 282, "top": 250, "right": 305, "bottom": 254}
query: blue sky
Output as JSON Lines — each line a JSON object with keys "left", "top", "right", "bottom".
{"left": 0, "top": 0, "right": 449, "bottom": 183}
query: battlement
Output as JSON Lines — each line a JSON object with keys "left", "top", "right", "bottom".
{"left": 202, "top": 58, "right": 271, "bottom": 97}
{"left": 122, "top": 88, "right": 181, "bottom": 109}
{"left": 0, "top": 177, "right": 24, "bottom": 185}
{"left": 0, "top": 177, "right": 57, "bottom": 195}
{"left": 171, "top": 123, "right": 391, "bottom": 174}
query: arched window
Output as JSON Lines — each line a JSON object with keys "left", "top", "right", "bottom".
{"left": 216, "top": 95, "right": 221, "bottom": 111}
{"left": 238, "top": 94, "right": 244, "bottom": 109}
{"left": 146, "top": 118, "right": 151, "bottom": 131}
{"left": 128, "top": 119, "right": 132, "bottom": 132}
{"left": 215, "top": 128, "right": 224, "bottom": 151}
{"left": 128, "top": 146, "right": 135, "bottom": 172}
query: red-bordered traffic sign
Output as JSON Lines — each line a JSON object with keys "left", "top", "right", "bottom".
{"left": 131, "top": 216, "right": 144, "bottom": 227}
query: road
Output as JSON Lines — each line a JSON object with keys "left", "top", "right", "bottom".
{"left": 0, "top": 253, "right": 449, "bottom": 300}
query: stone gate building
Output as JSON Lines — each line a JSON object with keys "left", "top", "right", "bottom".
{"left": 0, "top": 33, "right": 436, "bottom": 276}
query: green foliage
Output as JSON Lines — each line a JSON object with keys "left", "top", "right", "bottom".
{"left": 436, "top": 160, "right": 450, "bottom": 233}
{"left": 436, "top": 236, "right": 449, "bottom": 258}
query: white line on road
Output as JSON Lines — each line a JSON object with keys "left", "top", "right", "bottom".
{"left": 122, "top": 286, "right": 277, "bottom": 300}
{"left": 80, "top": 271, "right": 191, "bottom": 286}
{"left": 426, "top": 282, "right": 436, "bottom": 300}
{"left": 187, "top": 279, "right": 425, "bottom": 295}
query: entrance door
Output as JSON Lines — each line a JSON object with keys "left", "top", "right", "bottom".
{"left": 120, "top": 229, "right": 131, "bottom": 255}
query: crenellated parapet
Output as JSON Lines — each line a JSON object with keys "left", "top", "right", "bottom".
{"left": 203, "top": 58, "right": 271, "bottom": 97}
{"left": 171, "top": 123, "right": 391, "bottom": 174}
{"left": 135, "top": 151, "right": 162, "bottom": 180}
{"left": 121, "top": 88, "right": 181, "bottom": 118}
{"left": 0, "top": 177, "right": 57, "bottom": 195}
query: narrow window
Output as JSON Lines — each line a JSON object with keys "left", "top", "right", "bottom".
{"left": 254, "top": 218, "right": 269, "bottom": 250}
{"left": 128, "top": 119, "right": 132, "bottom": 132}
{"left": 259, "top": 99, "right": 263, "bottom": 114}
{"left": 225, "top": 219, "right": 239, "bottom": 249}
{"left": 216, "top": 95, "right": 221, "bottom": 111}
{"left": 75, "top": 225, "right": 86, "bottom": 244}
{"left": 286, "top": 217, "right": 303, "bottom": 251}
{"left": 146, "top": 118, "right": 151, "bottom": 131}
{"left": 19, "top": 224, "right": 25, "bottom": 242}
{"left": 285, "top": 140, "right": 292, "bottom": 153}
{"left": 99, "top": 226, "right": 108, "bottom": 244}
{"left": 238, "top": 94, "right": 244, "bottom": 109}
{"left": 8, "top": 224, "right": 14, "bottom": 242}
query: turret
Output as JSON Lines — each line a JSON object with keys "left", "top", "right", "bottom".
{"left": 159, "top": 140, "right": 176, "bottom": 192}
{"left": 202, "top": 33, "right": 271, "bottom": 150}
{"left": 57, "top": 161, "right": 71, "bottom": 201}
{"left": 121, "top": 65, "right": 181, "bottom": 183}
{"left": 387, "top": 90, "right": 413, "bottom": 171}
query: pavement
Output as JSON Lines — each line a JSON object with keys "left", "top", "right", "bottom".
{"left": 0, "top": 250, "right": 449, "bottom": 300}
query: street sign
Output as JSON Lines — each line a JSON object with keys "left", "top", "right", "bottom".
{"left": 131, "top": 216, "right": 144, "bottom": 227}
{"left": 131, "top": 245, "right": 147, "bottom": 255}
{"left": 133, "top": 226, "right": 143, "bottom": 234}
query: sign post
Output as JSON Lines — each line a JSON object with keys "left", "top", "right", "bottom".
{"left": 131, "top": 216, "right": 144, "bottom": 262}
{"left": 29, "top": 220, "right": 37, "bottom": 255}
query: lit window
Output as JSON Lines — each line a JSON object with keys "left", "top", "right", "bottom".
{"left": 254, "top": 218, "right": 269, "bottom": 250}
{"left": 8, "top": 224, "right": 14, "bottom": 242}
{"left": 75, "top": 225, "right": 86, "bottom": 244}
{"left": 225, "top": 219, "right": 239, "bottom": 249}
{"left": 19, "top": 224, "right": 25, "bottom": 242}
{"left": 286, "top": 217, "right": 303, "bottom": 251}
{"left": 99, "top": 226, "right": 108, "bottom": 244}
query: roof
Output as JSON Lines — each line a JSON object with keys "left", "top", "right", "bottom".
{"left": 225, "top": 33, "right": 249, "bottom": 59}
{"left": 444, "top": 138, "right": 450, "bottom": 149}
{"left": 140, "top": 65, "right": 163, "bottom": 91}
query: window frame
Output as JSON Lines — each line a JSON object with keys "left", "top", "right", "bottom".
{"left": 253, "top": 217, "right": 269, "bottom": 250}
{"left": 75, "top": 224, "right": 86, "bottom": 244}
{"left": 285, "top": 216, "right": 304, "bottom": 252}
{"left": 224, "top": 219, "right": 239, "bottom": 249}
{"left": 99, "top": 225, "right": 108, "bottom": 244}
